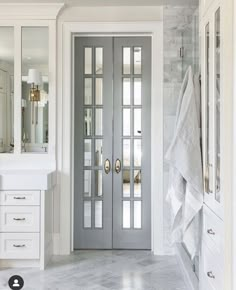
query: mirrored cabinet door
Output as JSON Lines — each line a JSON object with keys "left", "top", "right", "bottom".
{"left": 214, "top": 7, "right": 221, "bottom": 203}
{"left": 21, "top": 27, "right": 49, "bottom": 153}
{"left": 0, "top": 27, "right": 14, "bottom": 153}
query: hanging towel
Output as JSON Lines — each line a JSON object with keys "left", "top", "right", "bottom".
{"left": 165, "top": 66, "right": 203, "bottom": 259}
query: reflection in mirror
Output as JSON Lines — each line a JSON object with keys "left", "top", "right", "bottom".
{"left": 21, "top": 27, "right": 49, "bottom": 153}
{"left": 0, "top": 27, "right": 14, "bottom": 153}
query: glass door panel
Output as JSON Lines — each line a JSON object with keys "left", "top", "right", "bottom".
{"left": 215, "top": 8, "right": 221, "bottom": 203}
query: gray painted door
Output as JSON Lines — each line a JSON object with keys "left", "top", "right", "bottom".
{"left": 74, "top": 36, "right": 151, "bottom": 249}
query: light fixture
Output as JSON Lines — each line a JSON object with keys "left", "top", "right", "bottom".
{"left": 27, "top": 69, "right": 42, "bottom": 102}
{"left": 27, "top": 69, "right": 42, "bottom": 125}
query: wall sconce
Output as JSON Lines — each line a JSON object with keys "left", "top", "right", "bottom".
{"left": 27, "top": 69, "right": 42, "bottom": 124}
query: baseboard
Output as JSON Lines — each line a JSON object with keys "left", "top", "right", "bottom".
{"left": 53, "top": 233, "right": 60, "bottom": 255}
{"left": 175, "top": 243, "right": 199, "bottom": 290}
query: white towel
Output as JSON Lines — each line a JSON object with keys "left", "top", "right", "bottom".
{"left": 165, "top": 66, "right": 203, "bottom": 259}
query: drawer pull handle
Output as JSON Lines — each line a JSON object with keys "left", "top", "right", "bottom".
{"left": 207, "top": 271, "right": 215, "bottom": 279}
{"left": 13, "top": 218, "right": 26, "bottom": 221}
{"left": 13, "top": 244, "right": 26, "bottom": 248}
{"left": 13, "top": 197, "right": 26, "bottom": 200}
{"left": 207, "top": 229, "right": 215, "bottom": 235}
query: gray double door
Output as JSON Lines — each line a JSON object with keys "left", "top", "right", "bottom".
{"left": 74, "top": 36, "right": 151, "bottom": 249}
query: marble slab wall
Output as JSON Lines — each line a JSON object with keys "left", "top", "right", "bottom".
{"left": 163, "top": 5, "right": 199, "bottom": 254}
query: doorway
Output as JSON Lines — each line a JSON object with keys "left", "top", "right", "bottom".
{"left": 74, "top": 36, "right": 151, "bottom": 249}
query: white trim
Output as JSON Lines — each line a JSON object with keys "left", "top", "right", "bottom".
{"left": 58, "top": 21, "right": 164, "bottom": 255}
{"left": 0, "top": 3, "right": 64, "bottom": 20}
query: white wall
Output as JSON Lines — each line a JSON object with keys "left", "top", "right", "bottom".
{"left": 58, "top": 6, "right": 163, "bottom": 22}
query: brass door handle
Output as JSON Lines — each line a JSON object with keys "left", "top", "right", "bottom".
{"left": 104, "top": 159, "right": 111, "bottom": 174}
{"left": 115, "top": 159, "right": 121, "bottom": 174}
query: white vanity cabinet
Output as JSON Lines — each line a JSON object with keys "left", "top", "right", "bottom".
{"left": 0, "top": 171, "right": 56, "bottom": 269}
{"left": 200, "top": 0, "right": 224, "bottom": 289}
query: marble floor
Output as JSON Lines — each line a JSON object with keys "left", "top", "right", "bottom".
{"left": 0, "top": 251, "right": 189, "bottom": 290}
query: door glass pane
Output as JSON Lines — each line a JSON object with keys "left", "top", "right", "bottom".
{"left": 123, "top": 201, "right": 130, "bottom": 228}
{"left": 95, "top": 170, "right": 103, "bottom": 197}
{"left": 84, "top": 170, "right": 92, "bottom": 197}
{"left": 95, "top": 139, "right": 103, "bottom": 166}
{"left": 84, "top": 108, "right": 92, "bottom": 136}
{"left": 123, "top": 108, "right": 130, "bottom": 136}
{"left": 134, "top": 78, "right": 142, "bottom": 105}
{"left": 84, "top": 78, "right": 92, "bottom": 105}
{"left": 215, "top": 8, "right": 221, "bottom": 201}
{"left": 84, "top": 139, "right": 92, "bottom": 166}
{"left": 134, "top": 170, "right": 141, "bottom": 197}
{"left": 123, "top": 139, "right": 130, "bottom": 167}
{"left": 134, "top": 108, "right": 141, "bottom": 136}
{"left": 123, "top": 78, "right": 131, "bottom": 105}
{"left": 134, "top": 139, "right": 142, "bottom": 167}
{"left": 84, "top": 201, "right": 92, "bottom": 228}
{"left": 123, "top": 47, "right": 131, "bottom": 74}
{"left": 134, "top": 201, "right": 141, "bottom": 229}
{"left": 123, "top": 170, "right": 130, "bottom": 197}
{"left": 0, "top": 27, "right": 14, "bottom": 154}
{"left": 95, "top": 108, "right": 103, "bottom": 136}
{"left": 96, "top": 78, "right": 103, "bottom": 105}
{"left": 205, "top": 23, "right": 210, "bottom": 194}
{"left": 95, "top": 201, "right": 103, "bottom": 228}
{"left": 134, "top": 47, "right": 142, "bottom": 74}
{"left": 96, "top": 48, "right": 103, "bottom": 74}
{"left": 22, "top": 27, "right": 49, "bottom": 152}
{"left": 85, "top": 47, "right": 92, "bottom": 74}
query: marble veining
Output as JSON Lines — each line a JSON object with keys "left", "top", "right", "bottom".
{"left": 0, "top": 251, "right": 189, "bottom": 290}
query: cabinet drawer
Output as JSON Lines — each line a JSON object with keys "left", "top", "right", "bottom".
{"left": 0, "top": 206, "right": 40, "bottom": 233}
{"left": 0, "top": 191, "right": 40, "bottom": 206}
{"left": 202, "top": 242, "right": 223, "bottom": 290}
{"left": 203, "top": 205, "right": 223, "bottom": 253}
{"left": 0, "top": 233, "right": 39, "bottom": 259}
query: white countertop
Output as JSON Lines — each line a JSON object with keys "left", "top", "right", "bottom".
{"left": 0, "top": 169, "right": 56, "bottom": 190}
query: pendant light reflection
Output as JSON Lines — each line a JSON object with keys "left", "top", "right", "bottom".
{"left": 27, "top": 69, "right": 42, "bottom": 125}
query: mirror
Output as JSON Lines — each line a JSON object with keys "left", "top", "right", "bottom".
{"left": 21, "top": 27, "right": 49, "bottom": 153}
{"left": 0, "top": 27, "right": 14, "bottom": 153}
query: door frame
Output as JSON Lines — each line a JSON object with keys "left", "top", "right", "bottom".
{"left": 58, "top": 21, "right": 164, "bottom": 255}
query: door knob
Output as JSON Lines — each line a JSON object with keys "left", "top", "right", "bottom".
{"left": 115, "top": 159, "right": 121, "bottom": 174}
{"left": 104, "top": 159, "right": 111, "bottom": 174}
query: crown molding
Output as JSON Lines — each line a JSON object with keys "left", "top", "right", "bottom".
{"left": 0, "top": 3, "right": 64, "bottom": 20}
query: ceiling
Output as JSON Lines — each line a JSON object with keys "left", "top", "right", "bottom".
{"left": 0, "top": 0, "right": 199, "bottom": 6}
